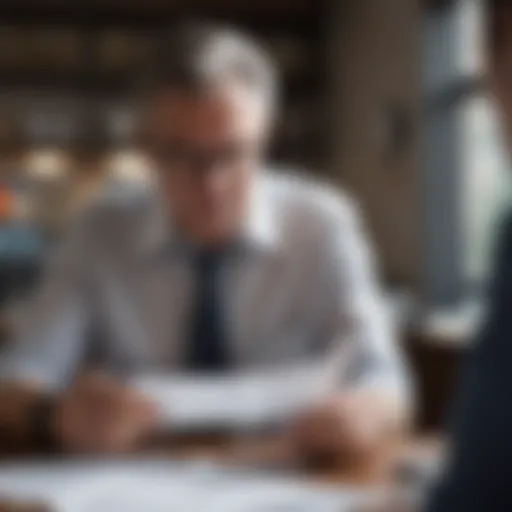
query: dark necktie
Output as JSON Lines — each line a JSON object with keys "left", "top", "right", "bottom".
{"left": 185, "top": 248, "right": 230, "bottom": 371}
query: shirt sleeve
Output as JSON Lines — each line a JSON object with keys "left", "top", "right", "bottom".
{"left": 0, "top": 220, "right": 92, "bottom": 391}
{"left": 320, "top": 197, "right": 411, "bottom": 403}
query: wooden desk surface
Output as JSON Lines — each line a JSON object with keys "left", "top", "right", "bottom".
{"left": 0, "top": 433, "right": 442, "bottom": 484}
{"left": 163, "top": 434, "right": 393, "bottom": 486}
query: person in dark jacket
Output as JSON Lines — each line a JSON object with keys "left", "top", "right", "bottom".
{"left": 366, "top": 2, "right": 512, "bottom": 510}
{"left": 427, "top": 2, "right": 512, "bottom": 509}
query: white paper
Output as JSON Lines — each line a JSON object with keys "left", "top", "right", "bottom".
{"left": 131, "top": 364, "right": 336, "bottom": 431}
{"left": 0, "top": 460, "right": 376, "bottom": 512}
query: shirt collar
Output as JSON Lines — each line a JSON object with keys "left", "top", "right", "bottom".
{"left": 240, "top": 172, "right": 279, "bottom": 253}
{"left": 140, "top": 172, "right": 280, "bottom": 260}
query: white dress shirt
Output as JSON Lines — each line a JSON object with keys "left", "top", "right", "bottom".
{"left": 0, "top": 169, "right": 409, "bottom": 402}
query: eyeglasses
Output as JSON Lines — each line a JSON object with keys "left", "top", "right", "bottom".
{"left": 149, "top": 141, "right": 262, "bottom": 174}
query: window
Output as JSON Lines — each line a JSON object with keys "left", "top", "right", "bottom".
{"left": 424, "top": 0, "right": 511, "bottom": 308}
{"left": 460, "top": 93, "right": 511, "bottom": 285}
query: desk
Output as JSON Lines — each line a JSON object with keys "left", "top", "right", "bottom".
{"left": 0, "top": 433, "right": 442, "bottom": 482}
{"left": 169, "top": 434, "right": 441, "bottom": 483}
{"left": 0, "top": 434, "right": 442, "bottom": 510}
{"left": 161, "top": 434, "right": 393, "bottom": 486}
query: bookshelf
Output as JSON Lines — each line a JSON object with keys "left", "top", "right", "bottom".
{"left": 0, "top": 0, "right": 330, "bottom": 170}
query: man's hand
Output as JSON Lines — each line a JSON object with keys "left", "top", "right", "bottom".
{"left": 289, "top": 390, "right": 404, "bottom": 466}
{"left": 53, "top": 372, "right": 158, "bottom": 454}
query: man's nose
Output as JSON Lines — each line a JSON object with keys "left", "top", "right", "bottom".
{"left": 189, "top": 152, "right": 227, "bottom": 174}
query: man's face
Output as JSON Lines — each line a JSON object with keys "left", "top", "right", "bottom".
{"left": 145, "top": 82, "right": 271, "bottom": 247}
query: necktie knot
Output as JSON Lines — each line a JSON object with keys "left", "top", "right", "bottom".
{"left": 194, "top": 248, "right": 225, "bottom": 274}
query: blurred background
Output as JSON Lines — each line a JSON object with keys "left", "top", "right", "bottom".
{"left": 0, "top": 0, "right": 503, "bottom": 436}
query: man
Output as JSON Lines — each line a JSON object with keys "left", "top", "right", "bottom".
{"left": 0, "top": 23, "right": 409, "bottom": 458}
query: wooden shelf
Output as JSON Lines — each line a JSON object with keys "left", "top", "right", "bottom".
{"left": 0, "top": 0, "right": 329, "bottom": 167}
{"left": 0, "top": 0, "right": 320, "bottom": 29}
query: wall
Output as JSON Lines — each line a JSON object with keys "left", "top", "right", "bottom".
{"left": 328, "top": 0, "right": 423, "bottom": 290}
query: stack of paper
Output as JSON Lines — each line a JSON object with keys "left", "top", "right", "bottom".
{"left": 132, "top": 364, "right": 335, "bottom": 431}
{"left": 0, "top": 460, "right": 375, "bottom": 512}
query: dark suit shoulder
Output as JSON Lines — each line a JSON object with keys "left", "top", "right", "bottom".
{"left": 486, "top": 207, "right": 512, "bottom": 297}
{"left": 497, "top": 206, "right": 512, "bottom": 252}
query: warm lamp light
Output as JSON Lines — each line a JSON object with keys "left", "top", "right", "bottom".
{"left": 24, "top": 149, "right": 69, "bottom": 180}
{"left": 105, "top": 150, "right": 151, "bottom": 183}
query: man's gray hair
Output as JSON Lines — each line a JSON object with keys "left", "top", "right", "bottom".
{"left": 144, "top": 21, "right": 279, "bottom": 107}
